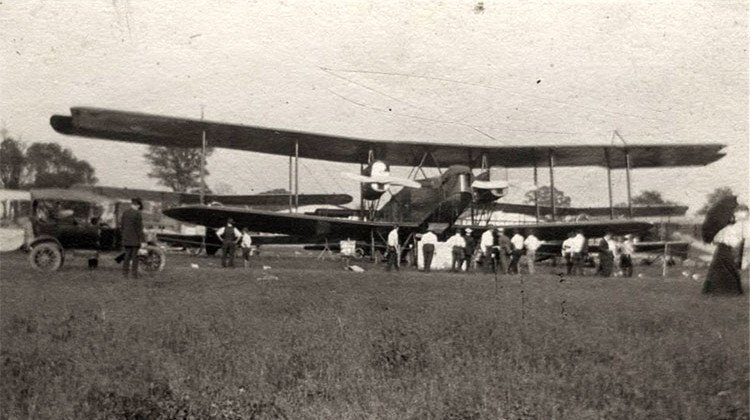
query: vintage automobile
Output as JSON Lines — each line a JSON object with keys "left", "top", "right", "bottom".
{"left": 5, "top": 188, "right": 166, "bottom": 273}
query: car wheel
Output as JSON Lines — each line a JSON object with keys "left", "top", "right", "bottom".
{"left": 139, "top": 245, "right": 166, "bottom": 272}
{"left": 29, "top": 242, "right": 63, "bottom": 272}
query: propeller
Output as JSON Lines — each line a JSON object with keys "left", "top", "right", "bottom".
{"left": 343, "top": 161, "right": 422, "bottom": 192}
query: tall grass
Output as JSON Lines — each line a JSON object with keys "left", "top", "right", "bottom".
{"left": 1, "top": 253, "right": 747, "bottom": 419}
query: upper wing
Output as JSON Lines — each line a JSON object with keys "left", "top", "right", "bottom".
{"left": 491, "top": 203, "right": 688, "bottom": 218}
{"left": 463, "top": 219, "right": 653, "bottom": 241}
{"left": 76, "top": 185, "right": 352, "bottom": 206}
{"left": 162, "top": 205, "right": 419, "bottom": 242}
{"left": 51, "top": 107, "right": 725, "bottom": 168}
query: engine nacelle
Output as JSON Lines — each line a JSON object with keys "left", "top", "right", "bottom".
{"left": 471, "top": 179, "right": 509, "bottom": 202}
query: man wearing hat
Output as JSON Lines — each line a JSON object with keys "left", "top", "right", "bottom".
{"left": 216, "top": 218, "right": 242, "bottom": 268}
{"left": 120, "top": 197, "right": 146, "bottom": 278}
{"left": 496, "top": 227, "right": 513, "bottom": 274}
{"left": 420, "top": 227, "right": 438, "bottom": 272}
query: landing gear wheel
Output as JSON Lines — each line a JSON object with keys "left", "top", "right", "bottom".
{"left": 29, "top": 242, "right": 63, "bottom": 272}
{"left": 138, "top": 245, "right": 166, "bottom": 273}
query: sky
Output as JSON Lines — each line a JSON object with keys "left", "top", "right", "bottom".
{"left": 1, "top": 0, "right": 747, "bottom": 214}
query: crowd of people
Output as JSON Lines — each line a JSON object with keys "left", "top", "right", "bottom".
{"left": 414, "top": 225, "right": 637, "bottom": 277}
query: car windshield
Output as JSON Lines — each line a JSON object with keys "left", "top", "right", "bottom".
{"left": 33, "top": 199, "right": 101, "bottom": 224}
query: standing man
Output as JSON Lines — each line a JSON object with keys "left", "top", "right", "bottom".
{"left": 463, "top": 228, "right": 476, "bottom": 272}
{"left": 620, "top": 234, "right": 635, "bottom": 277}
{"left": 524, "top": 230, "right": 541, "bottom": 275}
{"left": 420, "top": 228, "right": 438, "bottom": 272}
{"left": 480, "top": 228, "right": 496, "bottom": 273}
{"left": 386, "top": 224, "right": 400, "bottom": 272}
{"left": 216, "top": 218, "right": 241, "bottom": 268}
{"left": 562, "top": 231, "right": 575, "bottom": 275}
{"left": 240, "top": 227, "right": 253, "bottom": 269}
{"left": 509, "top": 230, "right": 525, "bottom": 274}
{"left": 447, "top": 229, "right": 466, "bottom": 272}
{"left": 496, "top": 228, "right": 513, "bottom": 274}
{"left": 571, "top": 230, "right": 586, "bottom": 276}
{"left": 120, "top": 197, "right": 146, "bottom": 279}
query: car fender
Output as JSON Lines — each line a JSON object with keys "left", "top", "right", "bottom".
{"left": 29, "top": 235, "right": 63, "bottom": 250}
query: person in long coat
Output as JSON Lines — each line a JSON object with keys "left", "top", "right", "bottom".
{"left": 703, "top": 213, "right": 745, "bottom": 295}
{"left": 120, "top": 197, "right": 146, "bottom": 278}
{"left": 597, "top": 233, "right": 614, "bottom": 277}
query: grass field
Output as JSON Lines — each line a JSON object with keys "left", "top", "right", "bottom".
{"left": 1, "top": 249, "right": 748, "bottom": 419}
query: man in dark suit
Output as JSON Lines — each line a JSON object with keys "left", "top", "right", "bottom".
{"left": 120, "top": 197, "right": 146, "bottom": 278}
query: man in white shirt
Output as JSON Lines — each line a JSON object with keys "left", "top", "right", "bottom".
{"left": 480, "top": 229, "right": 496, "bottom": 273}
{"left": 446, "top": 229, "right": 466, "bottom": 272}
{"left": 509, "top": 230, "right": 525, "bottom": 274}
{"left": 523, "top": 231, "right": 541, "bottom": 275}
{"left": 240, "top": 227, "right": 253, "bottom": 269}
{"left": 216, "top": 218, "right": 242, "bottom": 268}
{"left": 386, "top": 224, "right": 400, "bottom": 271}
{"left": 571, "top": 230, "right": 586, "bottom": 276}
{"left": 420, "top": 228, "right": 438, "bottom": 272}
{"left": 561, "top": 231, "right": 575, "bottom": 275}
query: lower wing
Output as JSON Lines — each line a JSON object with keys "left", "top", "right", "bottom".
{"left": 162, "top": 205, "right": 419, "bottom": 243}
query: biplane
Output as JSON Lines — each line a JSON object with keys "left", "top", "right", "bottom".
{"left": 50, "top": 107, "right": 725, "bottom": 259}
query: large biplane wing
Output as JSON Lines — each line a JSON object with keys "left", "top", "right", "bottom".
{"left": 490, "top": 203, "right": 688, "bottom": 218}
{"left": 162, "top": 205, "right": 421, "bottom": 243}
{"left": 74, "top": 185, "right": 352, "bottom": 207}
{"left": 51, "top": 107, "right": 725, "bottom": 168}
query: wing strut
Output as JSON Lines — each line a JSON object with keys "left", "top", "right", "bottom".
{"left": 625, "top": 149, "right": 633, "bottom": 218}
{"left": 288, "top": 155, "right": 293, "bottom": 212}
{"left": 200, "top": 106, "right": 207, "bottom": 205}
{"left": 533, "top": 150, "right": 540, "bottom": 223}
{"left": 548, "top": 149, "right": 556, "bottom": 222}
{"left": 605, "top": 147, "right": 614, "bottom": 220}
{"left": 295, "top": 140, "right": 300, "bottom": 211}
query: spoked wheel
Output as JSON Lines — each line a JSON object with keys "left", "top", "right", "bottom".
{"left": 29, "top": 242, "right": 64, "bottom": 272}
{"left": 138, "top": 245, "right": 166, "bottom": 273}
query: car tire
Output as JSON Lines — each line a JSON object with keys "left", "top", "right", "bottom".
{"left": 29, "top": 242, "right": 64, "bottom": 272}
{"left": 139, "top": 245, "right": 166, "bottom": 273}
